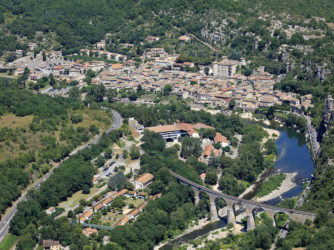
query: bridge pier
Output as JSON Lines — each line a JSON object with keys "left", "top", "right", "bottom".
{"left": 264, "top": 209, "right": 276, "bottom": 226}
{"left": 247, "top": 215, "right": 255, "bottom": 231}
{"left": 169, "top": 170, "right": 317, "bottom": 227}
{"left": 227, "top": 209, "right": 236, "bottom": 225}
{"left": 192, "top": 188, "right": 200, "bottom": 206}
{"left": 209, "top": 195, "right": 218, "bottom": 220}
{"left": 225, "top": 199, "right": 234, "bottom": 209}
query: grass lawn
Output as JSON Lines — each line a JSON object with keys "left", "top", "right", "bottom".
{"left": 100, "top": 212, "right": 124, "bottom": 225}
{"left": 0, "top": 234, "right": 17, "bottom": 250}
{"left": 58, "top": 186, "right": 100, "bottom": 210}
{"left": 99, "top": 199, "right": 145, "bottom": 225}
{"left": 124, "top": 198, "right": 145, "bottom": 207}
{"left": 256, "top": 173, "right": 286, "bottom": 198}
{"left": 0, "top": 114, "right": 33, "bottom": 129}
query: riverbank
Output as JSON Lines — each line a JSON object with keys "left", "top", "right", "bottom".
{"left": 254, "top": 172, "right": 297, "bottom": 202}
{"left": 154, "top": 219, "right": 214, "bottom": 250}
{"left": 263, "top": 127, "right": 280, "bottom": 143}
{"left": 183, "top": 223, "right": 244, "bottom": 249}
{"left": 239, "top": 127, "right": 280, "bottom": 199}
{"left": 239, "top": 112, "right": 271, "bottom": 126}
{"left": 239, "top": 168, "right": 271, "bottom": 199}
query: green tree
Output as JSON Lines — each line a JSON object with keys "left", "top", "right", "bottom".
{"left": 163, "top": 85, "right": 172, "bottom": 96}
{"left": 104, "top": 148, "right": 113, "bottom": 159}
{"left": 204, "top": 67, "right": 209, "bottom": 75}
{"left": 42, "top": 51, "right": 46, "bottom": 61}
{"left": 49, "top": 74, "right": 56, "bottom": 86}
{"left": 108, "top": 172, "right": 125, "bottom": 190}
{"left": 205, "top": 171, "right": 218, "bottom": 185}
{"left": 181, "top": 136, "right": 201, "bottom": 158}
{"left": 202, "top": 129, "right": 216, "bottom": 140}
{"left": 219, "top": 174, "right": 241, "bottom": 196}
{"left": 130, "top": 144, "right": 140, "bottom": 160}
{"left": 122, "top": 149, "right": 128, "bottom": 159}
{"left": 228, "top": 99, "right": 236, "bottom": 110}
{"left": 141, "top": 131, "right": 166, "bottom": 155}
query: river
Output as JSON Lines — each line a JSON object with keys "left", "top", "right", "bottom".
{"left": 160, "top": 125, "right": 314, "bottom": 249}
{"left": 265, "top": 125, "right": 314, "bottom": 204}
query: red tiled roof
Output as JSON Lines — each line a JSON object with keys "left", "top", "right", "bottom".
{"left": 214, "top": 132, "right": 228, "bottom": 144}
{"left": 202, "top": 145, "right": 214, "bottom": 157}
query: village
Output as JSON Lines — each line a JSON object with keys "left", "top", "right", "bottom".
{"left": 1, "top": 35, "right": 314, "bottom": 114}
{"left": 0, "top": 34, "right": 318, "bottom": 250}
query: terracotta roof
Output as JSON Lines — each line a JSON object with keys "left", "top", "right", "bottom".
{"left": 115, "top": 216, "right": 130, "bottom": 226}
{"left": 214, "top": 132, "right": 228, "bottom": 144}
{"left": 54, "top": 65, "right": 64, "bottom": 70}
{"left": 178, "top": 123, "right": 198, "bottom": 136}
{"left": 115, "top": 189, "right": 127, "bottom": 197}
{"left": 215, "top": 58, "right": 238, "bottom": 66}
{"left": 127, "top": 208, "right": 140, "bottom": 217}
{"left": 191, "top": 123, "right": 214, "bottom": 130}
{"left": 135, "top": 173, "right": 154, "bottom": 185}
{"left": 179, "top": 35, "right": 190, "bottom": 41}
{"left": 112, "top": 63, "right": 123, "bottom": 70}
{"left": 147, "top": 124, "right": 180, "bottom": 133}
{"left": 202, "top": 145, "right": 214, "bottom": 157}
{"left": 94, "top": 203, "right": 103, "bottom": 211}
{"left": 137, "top": 202, "right": 147, "bottom": 211}
{"left": 83, "top": 210, "right": 93, "bottom": 218}
{"left": 150, "top": 193, "right": 162, "bottom": 200}
{"left": 46, "top": 207, "right": 55, "bottom": 212}
{"left": 83, "top": 227, "right": 98, "bottom": 236}
{"left": 80, "top": 216, "right": 87, "bottom": 223}
{"left": 103, "top": 197, "right": 113, "bottom": 205}
{"left": 147, "top": 123, "right": 199, "bottom": 136}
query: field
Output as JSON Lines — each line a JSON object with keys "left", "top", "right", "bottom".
{"left": 0, "top": 234, "right": 17, "bottom": 250}
{"left": 58, "top": 186, "right": 106, "bottom": 210}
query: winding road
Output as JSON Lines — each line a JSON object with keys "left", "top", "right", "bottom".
{"left": 0, "top": 110, "right": 122, "bottom": 243}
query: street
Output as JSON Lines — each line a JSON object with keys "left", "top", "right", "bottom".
{"left": 0, "top": 110, "right": 122, "bottom": 243}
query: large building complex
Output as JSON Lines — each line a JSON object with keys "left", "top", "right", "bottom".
{"left": 213, "top": 56, "right": 239, "bottom": 77}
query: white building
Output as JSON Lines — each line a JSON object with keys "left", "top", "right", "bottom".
{"left": 213, "top": 56, "right": 238, "bottom": 77}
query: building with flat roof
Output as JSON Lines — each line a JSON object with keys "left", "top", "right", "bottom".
{"left": 146, "top": 123, "right": 200, "bottom": 141}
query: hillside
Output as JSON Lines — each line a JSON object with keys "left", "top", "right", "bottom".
{"left": 0, "top": 1, "right": 333, "bottom": 122}
{"left": 0, "top": 78, "right": 112, "bottom": 217}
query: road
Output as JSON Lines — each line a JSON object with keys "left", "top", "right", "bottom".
{"left": 279, "top": 110, "right": 320, "bottom": 158}
{"left": 151, "top": 10, "right": 217, "bottom": 52}
{"left": 0, "top": 110, "right": 122, "bottom": 243}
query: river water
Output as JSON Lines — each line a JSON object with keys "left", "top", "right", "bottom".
{"left": 265, "top": 126, "right": 314, "bottom": 204}
{"left": 160, "top": 125, "right": 314, "bottom": 249}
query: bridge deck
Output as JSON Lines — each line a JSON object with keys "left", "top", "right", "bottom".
{"left": 170, "top": 171, "right": 316, "bottom": 217}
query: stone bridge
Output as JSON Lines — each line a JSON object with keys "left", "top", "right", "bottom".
{"left": 170, "top": 171, "right": 317, "bottom": 231}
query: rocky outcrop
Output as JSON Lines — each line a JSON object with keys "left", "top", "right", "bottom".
{"left": 323, "top": 94, "right": 333, "bottom": 132}
{"left": 319, "top": 94, "right": 334, "bottom": 140}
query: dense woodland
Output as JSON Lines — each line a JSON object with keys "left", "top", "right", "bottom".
{"left": 0, "top": 78, "right": 111, "bottom": 217}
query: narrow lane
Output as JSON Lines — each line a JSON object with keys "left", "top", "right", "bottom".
{"left": 0, "top": 110, "right": 122, "bottom": 243}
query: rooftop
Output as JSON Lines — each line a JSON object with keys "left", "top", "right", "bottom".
{"left": 135, "top": 173, "right": 154, "bottom": 184}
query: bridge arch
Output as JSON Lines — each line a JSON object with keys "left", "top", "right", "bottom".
{"left": 170, "top": 170, "right": 317, "bottom": 226}
{"left": 274, "top": 212, "right": 290, "bottom": 228}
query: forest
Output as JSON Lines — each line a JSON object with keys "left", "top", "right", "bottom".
{"left": 9, "top": 126, "right": 123, "bottom": 248}
{"left": 0, "top": 78, "right": 111, "bottom": 217}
